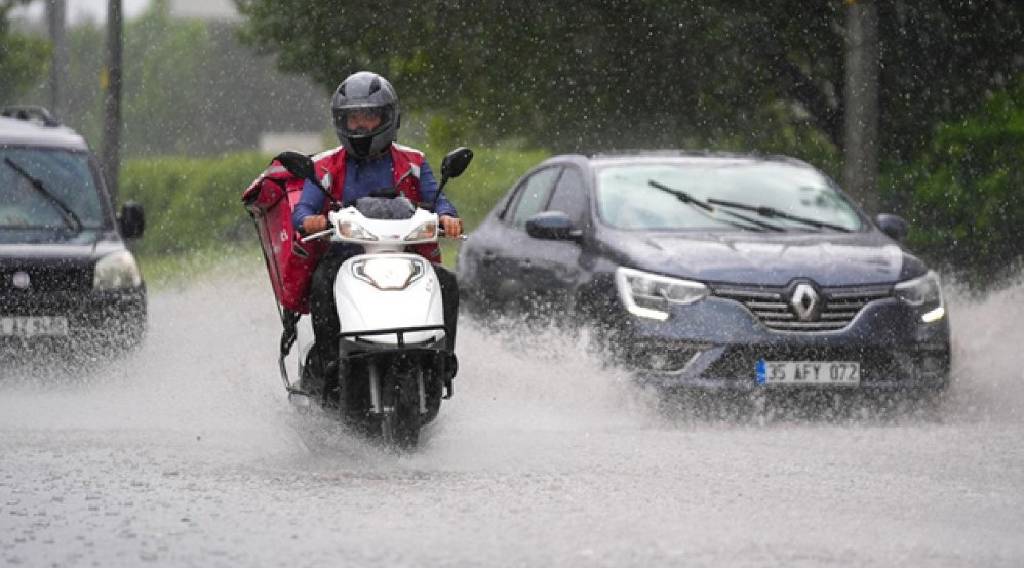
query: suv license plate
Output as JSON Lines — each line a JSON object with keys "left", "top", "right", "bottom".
{"left": 756, "top": 360, "right": 860, "bottom": 386}
{"left": 0, "top": 316, "right": 70, "bottom": 338}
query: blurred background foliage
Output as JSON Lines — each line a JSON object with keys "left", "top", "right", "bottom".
{"left": 4, "top": 0, "right": 328, "bottom": 157}
{"left": 896, "top": 77, "right": 1024, "bottom": 280}
{"left": 2, "top": 1, "right": 1023, "bottom": 285}
{"left": 236, "top": 0, "right": 1023, "bottom": 161}
{"left": 236, "top": 0, "right": 1024, "bottom": 284}
{"left": 0, "top": 0, "right": 50, "bottom": 102}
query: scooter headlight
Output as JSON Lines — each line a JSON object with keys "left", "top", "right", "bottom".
{"left": 352, "top": 257, "right": 426, "bottom": 290}
{"left": 615, "top": 267, "right": 707, "bottom": 321}
{"left": 404, "top": 219, "right": 438, "bottom": 242}
{"left": 93, "top": 250, "right": 142, "bottom": 290}
{"left": 894, "top": 270, "right": 945, "bottom": 323}
{"left": 338, "top": 220, "right": 378, "bottom": 241}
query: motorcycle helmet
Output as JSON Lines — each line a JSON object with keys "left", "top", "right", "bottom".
{"left": 330, "top": 71, "right": 400, "bottom": 159}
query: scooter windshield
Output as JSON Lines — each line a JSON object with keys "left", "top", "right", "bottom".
{"left": 354, "top": 195, "right": 416, "bottom": 220}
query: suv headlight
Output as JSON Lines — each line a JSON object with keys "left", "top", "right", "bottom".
{"left": 94, "top": 250, "right": 142, "bottom": 290}
{"left": 894, "top": 270, "right": 945, "bottom": 323}
{"left": 615, "top": 267, "right": 707, "bottom": 321}
{"left": 338, "top": 220, "right": 378, "bottom": 241}
{"left": 352, "top": 257, "right": 426, "bottom": 290}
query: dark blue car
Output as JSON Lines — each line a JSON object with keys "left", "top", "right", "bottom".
{"left": 457, "top": 152, "right": 950, "bottom": 394}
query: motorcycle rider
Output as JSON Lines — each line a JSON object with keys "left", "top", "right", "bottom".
{"left": 292, "top": 71, "right": 463, "bottom": 393}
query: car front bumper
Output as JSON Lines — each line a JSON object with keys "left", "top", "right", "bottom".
{"left": 0, "top": 287, "right": 147, "bottom": 349}
{"left": 621, "top": 296, "right": 950, "bottom": 392}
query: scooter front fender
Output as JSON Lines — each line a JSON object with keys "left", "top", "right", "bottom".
{"left": 334, "top": 253, "right": 446, "bottom": 344}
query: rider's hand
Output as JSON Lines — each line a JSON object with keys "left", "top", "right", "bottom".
{"left": 302, "top": 215, "right": 329, "bottom": 235}
{"left": 440, "top": 215, "right": 463, "bottom": 239}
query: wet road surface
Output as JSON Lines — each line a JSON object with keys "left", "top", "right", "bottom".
{"left": 2, "top": 264, "right": 1023, "bottom": 566}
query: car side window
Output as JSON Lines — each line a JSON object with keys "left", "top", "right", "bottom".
{"left": 546, "top": 167, "right": 589, "bottom": 227}
{"left": 509, "top": 167, "right": 561, "bottom": 228}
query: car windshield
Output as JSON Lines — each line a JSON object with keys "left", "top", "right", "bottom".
{"left": 595, "top": 160, "right": 864, "bottom": 232}
{"left": 0, "top": 147, "right": 107, "bottom": 234}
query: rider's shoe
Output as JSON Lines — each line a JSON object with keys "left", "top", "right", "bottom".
{"left": 298, "top": 355, "right": 325, "bottom": 397}
{"left": 445, "top": 352, "right": 458, "bottom": 380}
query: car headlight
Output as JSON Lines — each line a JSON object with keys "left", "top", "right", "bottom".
{"left": 338, "top": 220, "right": 378, "bottom": 241}
{"left": 352, "top": 257, "right": 426, "bottom": 290}
{"left": 615, "top": 267, "right": 707, "bottom": 321}
{"left": 94, "top": 250, "right": 142, "bottom": 290}
{"left": 894, "top": 270, "right": 945, "bottom": 323}
{"left": 404, "top": 219, "right": 438, "bottom": 242}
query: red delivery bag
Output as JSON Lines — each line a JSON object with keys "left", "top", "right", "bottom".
{"left": 242, "top": 161, "right": 327, "bottom": 314}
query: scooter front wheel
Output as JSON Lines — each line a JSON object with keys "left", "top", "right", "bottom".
{"left": 378, "top": 364, "right": 422, "bottom": 449}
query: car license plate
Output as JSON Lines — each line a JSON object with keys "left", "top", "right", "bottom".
{"left": 756, "top": 360, "right": 860, "bottom": 386}
{"left": 0, "top": 316, "right": 70, "bottom": 338}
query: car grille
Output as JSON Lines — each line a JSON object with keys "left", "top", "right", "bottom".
{"left": 712, "top": 284, "right": 892, "bottom": 332}
{"left": 0, "top": 264, "right": 93, "bottom": 293}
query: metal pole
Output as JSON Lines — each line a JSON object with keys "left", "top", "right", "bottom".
{"left": 842, "top": 0, "right": 880, "bottom": 215}
{"left": 101, "top": 0, "right": 123, "bottom": 204}
{"left": 46, "top": 0, "right": 67, "bottom": 120}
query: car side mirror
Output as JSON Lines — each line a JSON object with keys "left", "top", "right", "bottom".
{"left": 274, "top": 150, "right": 316, "bottom": 182}
{"left": 876, "top": 213, "right": 908, "bottom": 241}
{"left": 119, "top": 201, "right": 145, "bottom": 239}
{"left": 526, "top": 211, "right": 582, "bottom": 241}
{"left": 441, "top": 147, "right": 473, "bottom": 180}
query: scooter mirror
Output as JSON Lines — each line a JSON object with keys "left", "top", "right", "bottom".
{"left": 274, "top": 151, "right": 316, "bottom": 182}
{"left": 441, "top": 147, "right": 474, "bottom": 180}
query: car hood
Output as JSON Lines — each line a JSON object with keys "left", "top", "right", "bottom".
{"left": 614, "top": 231, "right": 918, "bottom": 286}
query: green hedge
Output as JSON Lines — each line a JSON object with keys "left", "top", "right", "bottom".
{"left": 121, "top": 152, "right": 271, "bottom": 257}
{"left": 121, "top": 104, "right": 1024, "bottom": 290}
{"left": 120, "top": 146, "right": 548, "bottom": 263}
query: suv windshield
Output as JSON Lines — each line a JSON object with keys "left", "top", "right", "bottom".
{"left": 596, "top": 161, "right": 863, "bottom": 232}
{"left": 0, "top": 147, "right": 107, "bottom": 236}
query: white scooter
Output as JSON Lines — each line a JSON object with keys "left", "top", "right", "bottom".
{"left": 275, "top": 148, "right": 472, "bottom": 448}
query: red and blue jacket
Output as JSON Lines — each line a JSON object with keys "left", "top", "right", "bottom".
{"left": 292, "top": 143, "right": 456, "bottom": 263}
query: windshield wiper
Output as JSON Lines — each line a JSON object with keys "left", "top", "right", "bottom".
{"left": 4, "top": 157, "right": 83, "bottom": 233}
{"left": 706, "top": 197, "right": 852, "bottom": 233}
{"left": 648, "top": 179, "right": 713, "bottom": 212}
{"left": 647, "top": 179, "right": 777, "bottom": 232}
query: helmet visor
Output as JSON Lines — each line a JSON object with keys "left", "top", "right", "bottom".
{"left": 333, "top": 105, "right": 394, "bottom": 138}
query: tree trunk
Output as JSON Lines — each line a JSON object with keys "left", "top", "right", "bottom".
{"left": 842, "top": 0, "right": 880, "bottom": 215}
{"left": 101, "top": 0, "right": 123, "bottom": 205}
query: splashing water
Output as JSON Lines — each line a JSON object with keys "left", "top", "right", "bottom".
{"left": 944, "top": 275, "right": 1024, "bottom": 423}
{"left": 1, "top": 264, "right": 1023, "bottom": 566}
{"left": 1, "top": 267, "right": 1023, "bottom": 453}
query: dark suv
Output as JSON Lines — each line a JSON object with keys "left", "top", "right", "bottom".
{"left": 458, "top": 152, "right": 950, "bottom": 395}
{"left": 1, "top": 107, "right": 146, "bottom": 351}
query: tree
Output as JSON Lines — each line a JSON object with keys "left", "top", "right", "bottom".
{"left": 0, "top": 0, "right": 51, "bottom": 105}
{"left": 236, "top": 0, "right": 1024, "bottom": 163}
{"left": 27, "top": 0, "right": 327, "bottom": 158}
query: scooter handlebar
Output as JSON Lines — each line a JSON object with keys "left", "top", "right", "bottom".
{"left": 300, "top": 227, "right": 334, "bottom": 243}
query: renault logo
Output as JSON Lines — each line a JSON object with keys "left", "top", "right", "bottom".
{"left": 12, "top": 271, "right": 31, "bottom": 289}
{"left": 789, "top": 282, "right": 820, "bottom": 321}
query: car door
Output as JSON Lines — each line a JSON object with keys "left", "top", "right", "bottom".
{"left": 523, "top": 166, "right": 591, "bottom": 316}
{"left": 472, "top": 166, "right": 561, "bottom": 311}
